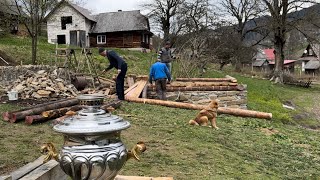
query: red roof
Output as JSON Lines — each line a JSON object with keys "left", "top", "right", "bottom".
{"left": 263, "top": 49, "right": 275, "bottom": 60}
{"left": 268, "top": 60, "right": 296, "bottom": 65}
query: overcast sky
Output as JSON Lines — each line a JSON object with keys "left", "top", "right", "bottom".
{"left": 83, "top": 0, "right": 148, "bottom": 14}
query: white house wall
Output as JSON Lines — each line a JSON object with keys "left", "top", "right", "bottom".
{"left": 47, "top": 4, "right": 92, "bottom": 46}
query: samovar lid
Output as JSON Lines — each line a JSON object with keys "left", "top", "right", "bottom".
{"left": 53, "top": 94, "right": 130, "bottom": 135}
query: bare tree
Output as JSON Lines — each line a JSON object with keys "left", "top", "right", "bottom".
{"left": 261, "top": 0, "right": 318, "bottom": 83}
{"left": 143, "top": 0, "right": 183, "bottom": 41}
{"left": 0, "top": 0, "right": 57, "bottom": 64}
{"left": 219, "top": 0, "right": 266, "bottom": 71}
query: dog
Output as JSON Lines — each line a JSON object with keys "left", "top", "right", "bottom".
{"left": 189, "top": 99, "right": 219, "bottom": 129}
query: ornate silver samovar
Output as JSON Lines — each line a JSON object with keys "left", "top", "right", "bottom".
{"left": 41, "top": 94, "right": 146, "bottom": 180}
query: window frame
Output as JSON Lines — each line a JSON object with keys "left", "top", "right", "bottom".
{"left": 97, "top": 35, "right": 106, "bottom": 44}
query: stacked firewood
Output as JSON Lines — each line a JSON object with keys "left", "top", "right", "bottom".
{"left": 8, "top": 70, "right": 78, "bottom": 99}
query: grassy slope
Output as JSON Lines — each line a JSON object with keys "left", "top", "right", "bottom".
{"left": 0, "top": 35, "right": 320, "bottom": 179}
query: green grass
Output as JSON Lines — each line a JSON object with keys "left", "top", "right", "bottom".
{"left": 1, "top": 35, "right": 320, "bottom": 179}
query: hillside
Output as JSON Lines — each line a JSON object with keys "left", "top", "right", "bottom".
{"left": 0, "top": 35, "right": 320, "bottom": 179}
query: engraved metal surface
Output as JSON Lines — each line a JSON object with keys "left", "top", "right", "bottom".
{"left": 52, "top": 95, "right": 131, "bottom": 180}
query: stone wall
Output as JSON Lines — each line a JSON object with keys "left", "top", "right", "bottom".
{"left": 148, "top": 89, "right": 247, "bottom": 109}
{"left": 0, "top": 65, "right": 68, "bottom": 86}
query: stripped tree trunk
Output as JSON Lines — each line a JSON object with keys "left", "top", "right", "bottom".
{"left": 125, "top": 97, "right": 272, "bottom": 120}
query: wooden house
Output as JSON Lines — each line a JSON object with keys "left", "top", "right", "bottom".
{"left": 252, "top": 48, "right": 296, "bottom": 73}
{"left": 297, "top": 44, "right": 320, "bottom": 75}
{"left": 46, "top": 0, "right": 96, "bottom": 47}
{"left": 89, "top": 10, "right": 152, "bottom": 49}
{"left": 46, "top": 0, "right": 152, "bottom": 49}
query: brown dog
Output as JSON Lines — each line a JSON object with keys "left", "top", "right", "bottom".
{"left": 189, "top": 99, "right": 219, "bottom": 129}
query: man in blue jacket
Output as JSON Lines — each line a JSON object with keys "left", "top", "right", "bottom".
{"left": 99, "top": 48, "right": 127, "bottom": 100}
{"left": 149, "top": 60, "right": 171, "bottom": 100}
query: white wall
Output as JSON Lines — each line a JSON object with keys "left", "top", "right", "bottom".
{"left": 46, "top": 4, "right": 92, "bottom": 46}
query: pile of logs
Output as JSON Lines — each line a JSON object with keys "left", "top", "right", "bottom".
{"left": 2, "top": 98, "right": 122, "bottom": 125}
{"left": 8, "top": 70, "right": 78, "bottom": 99}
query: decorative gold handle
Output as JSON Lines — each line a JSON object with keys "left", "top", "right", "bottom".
{"left": 40, "top": 142, "right": 59, "bottom": 163}
{"left": 127, "top": 141, "right": 146, "bottom": 161}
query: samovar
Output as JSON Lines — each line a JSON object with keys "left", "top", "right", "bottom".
{"left": 41, "top": 94, "right": 146, "bottom": 180}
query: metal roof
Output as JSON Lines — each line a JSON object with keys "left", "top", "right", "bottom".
{"left": 305, "top": 60, "right": 320, "bottom": 70}
{"left": 90, "top": 10, "right": 150, "bottom": 33}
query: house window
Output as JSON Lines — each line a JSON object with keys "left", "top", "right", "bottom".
{"left": 97, "top": 35, "right": 106, "bottom": 44}
{"left": 61, "top": 16, "right": 72, "bottom": 30}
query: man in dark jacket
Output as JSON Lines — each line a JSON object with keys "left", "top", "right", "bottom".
{"left": 158, "top": 41, "right": 174, "bottom": 73}
{"left": 149, "top": 60, "right": 171, "bottom": 100}
{"left": 99, "top": 48, "right": 127, "bottom": 100}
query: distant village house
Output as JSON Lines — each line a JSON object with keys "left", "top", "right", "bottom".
{"left": 252, "top": 49, "right": 296, "bottom": 73}
{"left": 46, "top": 0, "right": 152, "bottom": 49}
{"left": 297, "top": 44, "right": 320, "bottom": 75}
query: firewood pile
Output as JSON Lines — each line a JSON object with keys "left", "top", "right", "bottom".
{"left": 8, "top": 70, "right": 78, "bottom": 99}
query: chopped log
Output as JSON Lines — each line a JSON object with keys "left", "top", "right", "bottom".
{"left": 9, "top": 99, "right": 79, "bottom": 123}
{"left": 25, "top": 106, "right": 82, "bottom": 125}
{"left": 126, "top": 81, "right": 147, "bottom": 98}
{"left": 147, "top": 85, "right": 242, "bottom": 92}
{"left": 2, "top": 99, "right": 76, "bottom": 121}
{"left": 175, "top": 78, "right": 237, "bottom": 82}
{"left": 125, "top": 97, "right": 272, "bottom": 120}
{"left": 41, "top": 105, "right": 81, "bottom": 118}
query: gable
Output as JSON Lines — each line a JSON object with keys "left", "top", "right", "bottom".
{"left": 46, "top": 0, "right": 95, "bottom": 22}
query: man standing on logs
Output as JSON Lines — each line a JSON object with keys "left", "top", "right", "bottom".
{"left": 158, "top": 41, "right": 174, "bottom": 74}
{"left": 99, "top": 48, "right": 127, "bottom": 100}
{"left": 149, "top": 59, "right": 171, "bottom": 100}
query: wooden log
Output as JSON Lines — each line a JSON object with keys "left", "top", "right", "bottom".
{"left": 9, "top": 99, "right": 79, "bottom": 123}
{"left": 225, "top": 75, "right": 238, "bottom": 83}
{"left": 2, "top": 99, "right": 73, "bottom": 121}
{"left": 175, "top": 77, "right": 237, "bottom": 82}
{"left": 25, "top": 106, "right": 82, "bottom": 125}
{"left": 147, "top": 85, "right": 241, "bottom": 92}
{"left": 170, "top": 82, "right": 238, "bottom": 87}
{"left": 125, "top": 97, "right": 272, "bottom": 120}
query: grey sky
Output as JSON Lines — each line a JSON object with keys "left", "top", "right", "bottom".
{"left": 83, "top": 0, "right": 148, "bottom": 14}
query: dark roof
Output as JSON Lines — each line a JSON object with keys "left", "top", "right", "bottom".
{"left": 252, "top": 59, "right": 268, "bottom": 67}
{"left": 46, "top": 0, "right": 96, "bottom": 22}
{"left": 91, "top": 10, "right": 150, "bottom": 33}
{"left": 305, "top": 60, "right": 320, "bottom": 70}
